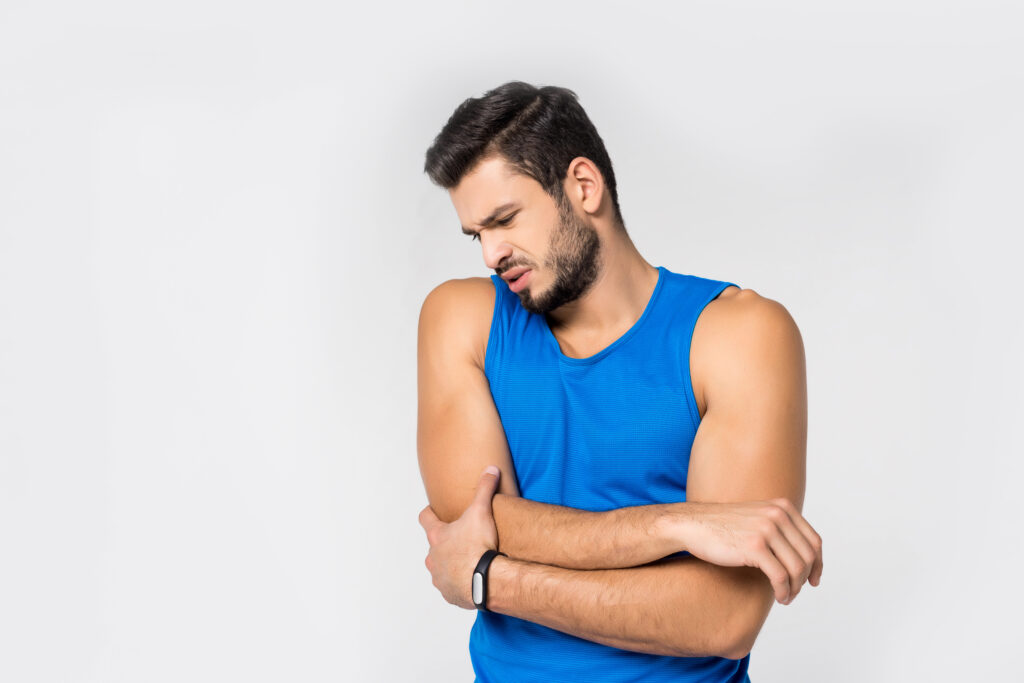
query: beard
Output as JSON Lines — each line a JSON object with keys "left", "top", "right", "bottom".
{"left": 515, "top": 192, "right": 602, "bottom": 316}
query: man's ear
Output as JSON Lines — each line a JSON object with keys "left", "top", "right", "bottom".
{"left": 565, "top": 156, "right": 604, "bottom": 217}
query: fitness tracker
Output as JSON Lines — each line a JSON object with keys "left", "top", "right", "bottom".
{"left": 472, "top": 549, "right": 507, "bottom": 612}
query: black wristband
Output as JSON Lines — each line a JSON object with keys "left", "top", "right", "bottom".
{"left": 472, "top": 549, "right": 507, "bottom": 612}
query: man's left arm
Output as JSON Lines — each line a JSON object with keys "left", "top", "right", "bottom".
{"left": 679, "top": 289, "right": 812, "bottom": 653}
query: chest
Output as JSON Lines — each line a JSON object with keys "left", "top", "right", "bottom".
{"left": 489, "top": 347, "right": 697, "bottom": 510}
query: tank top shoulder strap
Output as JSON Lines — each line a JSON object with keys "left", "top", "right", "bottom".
{"left": 655, "top": 268, "right": 740, "bottom": 428}
{"left": 484, "top": 274, "right": 520, "bottom": 379}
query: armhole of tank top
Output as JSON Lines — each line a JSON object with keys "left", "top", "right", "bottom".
{"left": 683, "top": 280, "right": 740, "bottom": 432}
{"left": 483, "top": 275, "right": 503, "bottom": 378}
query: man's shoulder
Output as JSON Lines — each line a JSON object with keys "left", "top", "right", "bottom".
{"left": 420, "top": 276, "right": 498, "bottom": 318}
{"left": 418, "top": 276, "right": 497, "bottom": 371}
{"left": 691, "top": 286, "right": 804, "bottom": 416}
{"left": 698, "top": 286, "right": 799, "bottom": 340}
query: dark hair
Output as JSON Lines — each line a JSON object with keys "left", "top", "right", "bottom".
{"left": 423, "top": 81, "right": 625, "bottom": 230}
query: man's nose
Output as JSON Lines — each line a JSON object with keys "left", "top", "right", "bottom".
{"left": 481, "top": 233, "right": 513, "bottom": 271}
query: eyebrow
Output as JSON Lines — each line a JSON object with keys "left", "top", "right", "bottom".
{"left": 461, "top": 202, "right": 520, "bottom": 235}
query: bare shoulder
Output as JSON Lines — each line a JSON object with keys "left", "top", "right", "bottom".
{"left": 418, "top": 276, "right": 497, "bottom": 371}
{"left": 698, "top": 286, "right": 799, "bottom": 334}
{"left": 690, "top": 286, "right": 805, "bottom": 418}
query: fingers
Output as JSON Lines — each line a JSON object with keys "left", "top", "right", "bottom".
{"left": 764, "top": 499, "right": 823, "bottom": 602}
{"left": 759, "top": 518, "right": 804, "bottom": 604}
{"left": 793, "top": 514, "right": 823, "bottom": 586}
{"left": 752, "top": 538, "right": 791, "bottom": 604}
{"left": 767, "top": 512, "right": 814, "bottom": 602}
{"left": 773, "top": 498, "right": 824, "bottom": 589}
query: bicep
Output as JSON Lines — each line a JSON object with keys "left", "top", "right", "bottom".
{"left": 687, "top": 294, "right": 807, "bottom": 508}
{"left": 416, "top": 280, "right": 521, "bottom": 524}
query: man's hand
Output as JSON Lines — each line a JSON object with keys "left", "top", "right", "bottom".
{"left": 665, "top": 498, "right": 823, "bottom": 605}
{"left": 419, "top": 465, "right": 502, "bottom": 609}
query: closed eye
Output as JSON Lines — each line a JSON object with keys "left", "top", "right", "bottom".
{"left": 469, "top": 215, "right": 515, "bottom": 242}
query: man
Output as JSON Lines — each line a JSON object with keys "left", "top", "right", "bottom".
{"left": 416, "top": 81, "right": 823, "bottom": 682}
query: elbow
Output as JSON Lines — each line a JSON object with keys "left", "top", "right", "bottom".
{"left": 666, "top": 623, "right": 753, "bottom": 660}
{"left": 719, "top": 630, "right": 755, "bottom": 661}
{"left": 717, "top": 573, "right": 775, "bottom": 660}
{"left": 716, "top": 614, "right": 760, "bottom": 660}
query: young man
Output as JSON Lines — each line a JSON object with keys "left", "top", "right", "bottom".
{"left": 416, "top": 81, "right": 823, "bottom": 682}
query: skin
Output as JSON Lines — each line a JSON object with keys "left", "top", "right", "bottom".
{"left": 416, "top": 153, "right": 822, "bottom": 659}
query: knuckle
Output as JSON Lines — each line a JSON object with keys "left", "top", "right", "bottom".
{"left": 747, "top": 534, "right": 768, "bottom": 553}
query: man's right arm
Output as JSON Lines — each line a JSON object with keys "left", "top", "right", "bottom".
{"left": 417, "top": 278, "right": 682, "bottom": 570}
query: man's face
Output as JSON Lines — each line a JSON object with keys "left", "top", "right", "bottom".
{"left": 450, "top": 156, "right": 602, "bottom": 315}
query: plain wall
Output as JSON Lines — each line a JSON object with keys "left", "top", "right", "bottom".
{"left": 1, "top": 1, "right": 1021, "bottom": 680}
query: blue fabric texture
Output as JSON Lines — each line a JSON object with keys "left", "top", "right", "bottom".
{"left": 471, "top": 265, "right": 750, "bottom": 683}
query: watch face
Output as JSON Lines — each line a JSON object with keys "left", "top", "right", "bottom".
{"left": 472, "top": 571, "right": 484, "bottom": 605}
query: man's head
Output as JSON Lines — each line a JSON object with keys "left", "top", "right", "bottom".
{"left": 423, "top": 81, "right": 625, "bottom": 314}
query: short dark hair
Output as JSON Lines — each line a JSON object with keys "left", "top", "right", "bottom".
{"left": 423, "top": 81, "right": 625, "bottom": 230}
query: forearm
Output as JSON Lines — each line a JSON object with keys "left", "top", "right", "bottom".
{"left": 491, "top": 493, "right": 684, "bottom": 570}
{"left": 487, "top": 553, "right": 770, "bottom": 660}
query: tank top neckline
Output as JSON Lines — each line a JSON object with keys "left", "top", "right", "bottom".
{"left": 539, "top": 265, "right": 666, "bottom": 366}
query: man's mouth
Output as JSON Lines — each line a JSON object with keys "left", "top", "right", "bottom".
{"left": 502, "top": 266, "right": 531, "bottom": 282}
{"left": 506, "top": 268, "right": 532, "bottom": 293}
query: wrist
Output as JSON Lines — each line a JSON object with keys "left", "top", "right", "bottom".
{"left": 658, "top": 502, "right": 697, "bottom": 554}
{"left": 483, "top": 554, "right": 519, "bottom": 614}
{"left": 472, "top": 549, "right": 507, "bottom": 612}
{"left": 591, "top": 503, "right": 681, "bottom": 566}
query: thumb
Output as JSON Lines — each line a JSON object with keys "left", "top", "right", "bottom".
{"left": 473, "top": 465, "right": 501, "bottom": 508}
{"left": 418, "top": 504, "right": 439, "bottom": 530}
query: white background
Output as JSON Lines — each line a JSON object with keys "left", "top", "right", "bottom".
{"left": 1, "top": 1, "right": 1021, "bottom": 681}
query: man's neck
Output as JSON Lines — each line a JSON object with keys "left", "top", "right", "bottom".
{"left": 544, "top": 245, "right": 659, "bottom": 339}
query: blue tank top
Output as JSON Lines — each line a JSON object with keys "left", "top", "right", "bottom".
{"left": 471, "top": 265, "right": 749, "bottom": 682}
